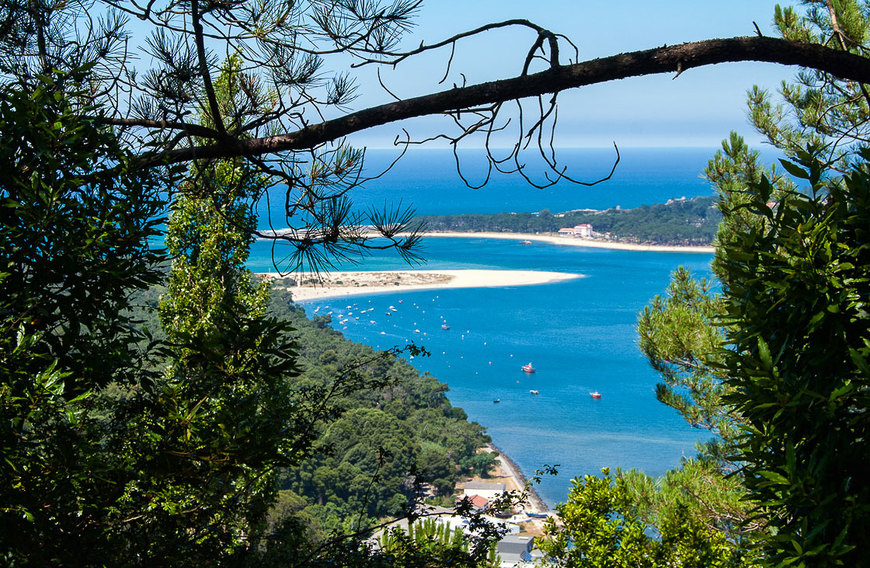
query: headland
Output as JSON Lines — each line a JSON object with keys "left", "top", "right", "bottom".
{"left": 261, "top": 269, "right": 582, "bottom": 301}
{"left": 422, "top": 231, "right": 715, "bottom": 253}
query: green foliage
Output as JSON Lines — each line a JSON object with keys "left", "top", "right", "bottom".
{"left": 415, "top": 196, "right": 722, "bottom": 246}
{"left": 638, "top": 268, "right": 732, "bottom": 441}
{"left": 145, "top": 155, "right": 309, "bottom": 560}
{"left": 635, "top": 3, "right": 870, "bottom": 563}
{"left": 538, "top": 468, "right": 760, "bottom": 568}
{"left": 719, "top": 150, "right": 870, "bottom": 566}
{"left": 266, "top": 292, "right": 492, "bottom": 532}
{"left": 756, "top": 1, "right": 870, "bottom": 164}
{"left": 620, "top": 459, "right": 761, "bottom": 544}
{"left": 639, "top": 135, "right": 797, "bottom": 457}
{"left": 0, "top": 72, "right": 170, "bottom": 563}
{"left": 705, "top": 133, "right": 796, "bottom": 281}
{"left": 376, "top": 518, "right": 498, "bottom": 568}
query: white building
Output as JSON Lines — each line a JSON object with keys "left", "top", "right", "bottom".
{"left": 573, "top": 223, "right": 593, "bottom": 238}
{"left": 462, "top": 481, "right": 506, "bottom": 501}
{"left": 557, "top": 224, "right": 593, "bottom": 238}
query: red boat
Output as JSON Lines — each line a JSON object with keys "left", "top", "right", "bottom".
{"left": 590, "top": 391, "right": 602, "bottom": 399}
{"left": 521, "top": 363, "right": 536, "bottom": 373}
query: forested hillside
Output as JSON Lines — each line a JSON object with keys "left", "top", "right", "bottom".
{"left": 131, "top": 285, "right": 495, "bottom": 538}
{"left": 415, "top": 196, "right": 721, "bottom": 246}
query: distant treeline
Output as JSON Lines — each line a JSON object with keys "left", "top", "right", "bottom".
{"left": 414, "top": 196, "right": 722, "bottom": 246}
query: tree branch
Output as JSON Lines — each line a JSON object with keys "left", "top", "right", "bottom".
{"left": 190, "top": 0, "right": 226, "bottom": 135}
{"left": 145, "top": 36, "right": 870, "bottom": 166}
{"left": 102, "top": 117, "right": 219, "bottom": 138}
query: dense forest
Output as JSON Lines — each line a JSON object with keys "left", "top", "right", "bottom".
{"left": 131, "top": 284, "right": 495, "bottom": 538}
{"left": 415, "top": 196, "right": 721, "bottom": 246}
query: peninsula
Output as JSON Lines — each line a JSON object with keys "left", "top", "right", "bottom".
{"left": 422, "top": 231, "right": 715, "bottom": 253}
{"left": 261, "top": 268, "right": 581, "bottom": 301}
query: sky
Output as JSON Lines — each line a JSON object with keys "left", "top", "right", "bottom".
{"left": 345, "top": 0, "right": 794, "bottom": 149}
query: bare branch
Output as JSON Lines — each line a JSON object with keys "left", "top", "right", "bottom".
{"left": 146, "top": 36, "right": 870, "bottom": 166}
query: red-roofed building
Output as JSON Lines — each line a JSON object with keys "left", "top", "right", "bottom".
{"left": 457, "top": 494, "right": 489, "bottom": 512}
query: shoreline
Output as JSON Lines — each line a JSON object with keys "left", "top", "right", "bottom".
{"left": 486, "top": 443, "right": 549, "bottom": 514}
{"left": 422, "top": 231, "right": 715, "bottom": 253}
{"left": 261, "top": 269, "right": 582, "bottom": 302}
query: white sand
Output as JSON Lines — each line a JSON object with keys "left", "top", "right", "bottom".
{"left": 258, "top": 231, "right": 711, "bottom": 301}
{"left": 423, "top": 231, "right": 715, "bottom": 253}
{"left": 261, "top": 269, "right": 582, "bottom": 301}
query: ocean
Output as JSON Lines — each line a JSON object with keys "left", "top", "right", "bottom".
{"left": 254, "top": 146, "right": 717, "bottom": 225}
{"left": 248, "top": 147, "right": 723, "bottom": 507}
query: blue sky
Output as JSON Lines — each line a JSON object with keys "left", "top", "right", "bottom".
{"left": 346, "top": 0, "right": 793, "bottom": 149}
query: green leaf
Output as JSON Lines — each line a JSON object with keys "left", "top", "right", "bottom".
{"left": 758, "top": 337, "right": 773, "bottom": 370}
{"left": 759, "top": 470, "right": 789, "bottom": 485}
{"left": 779, "top": 159, "right": 811, "bottom": 180}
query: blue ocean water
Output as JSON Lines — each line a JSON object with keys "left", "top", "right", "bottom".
{"left": 254, "top": 147, "right": 717, "bottom": 228}
{"left": 248, "top": 147, "right": 721, "bottom": 507}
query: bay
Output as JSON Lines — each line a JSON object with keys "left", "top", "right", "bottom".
{"left": 248, "top": 147, "right": 720, "bottom": 507}
{"left": 251, "top": 237, "right": 715, "bottom": 506}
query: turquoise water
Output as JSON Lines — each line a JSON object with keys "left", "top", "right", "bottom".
{"left": 251, "top": 237, "right": 715, "bottom": 506}
{"left": 248, "top": 148, "right": 721, "bottom": 507}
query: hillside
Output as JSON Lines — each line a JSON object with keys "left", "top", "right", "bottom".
{"left": 414, "top": 196, "right": 721, "bottom": 246}
{"left": 128, "top": 284, "right": 495, "bottom": 538}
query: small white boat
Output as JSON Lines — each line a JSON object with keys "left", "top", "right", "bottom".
{"left": 529, "top": 389, "right": 539, "bottom": 395}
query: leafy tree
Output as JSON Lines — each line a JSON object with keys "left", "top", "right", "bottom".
{"left": 633, "top": 2, "right": 870, "bottom": 564}
{"left": 719, "top": 150, "right": 870, "bottom": 566}
{"left": 151, "top": 146, "right": 307, "bottom": 559}
{"left": 0, "top": 71, "right": 169, "bottom": 564}
{"left": 537, "top": 468, "right": 760, "bottom": 568}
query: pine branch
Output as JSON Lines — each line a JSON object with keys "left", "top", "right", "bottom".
{"left": 138, "top": 36, "right": 870, "bottom": 167}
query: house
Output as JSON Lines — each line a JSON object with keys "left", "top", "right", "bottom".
{"left": 462, "top": 481, "right": 506, "bottom": 501}
{"left": 558, "top": 224, "right": 594, "bottom": 238}
{"left": 460, "top": 494, "right": 489, "bottom": 512}
{"left": 497, "top": 534, "right": 534, "bottom": 567}
{"left": 573, "top": 223, "right": 593, "bottom": 238}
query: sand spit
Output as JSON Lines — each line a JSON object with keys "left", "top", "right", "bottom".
{"left": 260, "top": 269, "right": 582, "bottom": 301}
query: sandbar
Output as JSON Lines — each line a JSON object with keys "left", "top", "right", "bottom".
{"left": 422, "top": 231, "right": 715, "bottom": 253}
{"left": 260, "top": 269, "right": 582, "bottom": 301}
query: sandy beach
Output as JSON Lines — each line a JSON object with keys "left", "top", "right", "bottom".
{"left": 483, "top": 444, "right": 548, "bottom": 514}
{"left": 423, "top": 231, "right": 715, "bottom": 253}
{"left": 259, "top": 232, "right": 712, "bottom": 301}
{"left": 262, "top": 269, "right": 582, "bottom": 301}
